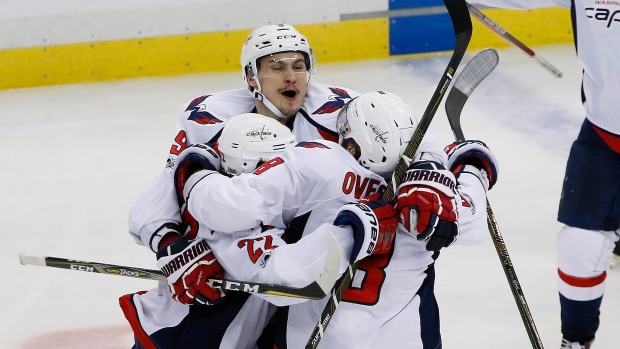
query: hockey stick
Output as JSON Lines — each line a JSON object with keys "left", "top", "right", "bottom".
{"left": 305, "top": 1, "right": 473, "bottom": 348}
{"left": 19, "top": 233, "right": 341, "bottom": 300}
{"left": 467, "top": 3, "right": 563, "bottom": 78}
{"left": 445, "top": 48, "right": 545, "bottom": 349}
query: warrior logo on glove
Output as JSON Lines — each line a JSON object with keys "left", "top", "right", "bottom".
{"left": 396, "top": 161, "right": 460, "bottom": 251}
{"left": 160, "top": 239, "right": 210, "bottom": 278}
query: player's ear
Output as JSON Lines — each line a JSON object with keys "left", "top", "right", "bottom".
{"left": 246, "top": 67, "right": 258, "bottom": 90}
{"left": 248, "top": 75, "right": 258, "bottom": 90}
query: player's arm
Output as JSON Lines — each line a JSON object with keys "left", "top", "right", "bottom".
{"left": 182, "top": 149, "right": 302, "bottom": 234}
{"left": 128, "top": 102, "right": 192, "bottom": 250}
{"left": 444, "top": 140, "right": 499, "bottom": 246}
{"left": 128, "top": 166, "right": 183, "bottom": 251}
{"left": 187, "top": 199, "right": 393, "bottom": 307}
{"left": 128, "top": 98, "right": 223, "bottom": 251}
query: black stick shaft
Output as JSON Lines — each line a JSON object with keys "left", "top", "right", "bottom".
{"left": 444, "top": 49, "right": 544, "bottom": 349}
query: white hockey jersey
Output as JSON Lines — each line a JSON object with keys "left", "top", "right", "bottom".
{"left": 128, "top": 83, "right": 360, "bottom": 251}
{"left": 472, "top": 0, "right": 620, "bottom": 135}
{"left": 186, "top": 139, "right": 489, "bottom": 348}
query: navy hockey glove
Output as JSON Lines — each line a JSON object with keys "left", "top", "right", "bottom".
{"left": 444, "top": 140, "right": 498, "bottom": 190}
{"left": 396, "top": 160, "right": 459, "bottom": 251}
{"left": 173, "top": 143, "right": 220, "bottom": 205}
{"left": 333, "top": 202, "right": 379, "bottom": 263}
{"left": 156, "top": 236, "right": 225, "bottom": 305}
{"left": 333, "top": 197, "right": 398, "bottom": 263}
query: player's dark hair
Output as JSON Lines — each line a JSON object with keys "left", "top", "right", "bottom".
{"left": 341, "top": 138, "right": 361, "bottom": 160}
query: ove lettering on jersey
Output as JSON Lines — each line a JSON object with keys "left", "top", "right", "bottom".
{"left": 312, "top": 87, "right": 353, "bottom": 115}
{"left": 160, "top": 239, "right": 209, "bottom": 277}
{"left": 402, "top": 169, "right": 456, "bottom": 191}
{"left": 341, "top": 172, "right": 384, "bottom": 199}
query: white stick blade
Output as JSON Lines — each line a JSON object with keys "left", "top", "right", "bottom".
{"left": 316, "top": 232, "right": 342, "bottom": 294}
{"left": 19, "top": 253, "right": 46, "bottom": 266}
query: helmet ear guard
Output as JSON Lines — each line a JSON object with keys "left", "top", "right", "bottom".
{"left": 337, "top": 91, "right": 418, "bottom": 178}
{"left": 217, "top": 113, "right": 297, "bottom": 176}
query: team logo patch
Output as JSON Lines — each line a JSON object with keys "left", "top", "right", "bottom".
{"left": 312, "top": 87, "right": 352, "bottom": 115}
{"left": 185, "top": 95, "right": 223, "bottom": 125}
{"left": 370, "top": 124, "right": 388, "bottom": 144}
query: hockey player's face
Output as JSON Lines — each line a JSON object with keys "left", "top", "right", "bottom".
{"left": 254, "top": 52, "right": 309, "bottom": 117}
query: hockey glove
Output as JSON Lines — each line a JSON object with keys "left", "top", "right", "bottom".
{"left": 333, "top": 198, "right": 398, "bottom": 263}
{"left": 156, "top": 236, "right": 225, "bottom": 305}
{"left": 444, "top": 140, "right": 498, "bottom": 190}
{"left": 396, "top": 160, "right": 459, "bottom": 251}
{"left": 360, "top": 193, "right": 398, "bottom": 255}
{"left": 333, "top": 202, "right": 379, "bottom": 263}
{"left": 173, "top": 143, "right": 220, "bottom": 205}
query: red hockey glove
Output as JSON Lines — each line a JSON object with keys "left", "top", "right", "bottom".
{"left": 360, "top": 193, "right": 398, "bottom": 255}
{"left": 156, "top": 236, "right": 225, "bottom": 305}
{"left": 396, "top": 160, "right": 459, "bottom": 251}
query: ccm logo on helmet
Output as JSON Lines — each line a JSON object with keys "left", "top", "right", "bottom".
{"left": 277, "top": 34, "right": 297, "bottom": 39}
{"left": 586, "top": 7, "right": 620, "bottom": 28}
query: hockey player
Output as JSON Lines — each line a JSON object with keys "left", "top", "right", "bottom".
{"left": 171, "top": 91, "right": 499, "bottom": 348}
{"left": 471, "top": 2, "right": 620, "bottom": 348}
{"left": 124, "top": 23, "right": 360, "bottom": 347}
{"left": 122, "top": 112, "right": 396, "bottom": 349}
{"left": 128, "top": 23, "right": 360, "bottom": 257}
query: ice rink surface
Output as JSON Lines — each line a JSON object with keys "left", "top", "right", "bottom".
{"left": 1, "top": 44, "right": 618, "bottom": 348}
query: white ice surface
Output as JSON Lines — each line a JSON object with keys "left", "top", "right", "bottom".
{"left": 1, "top": 44, "right": 618, "bottom": 348}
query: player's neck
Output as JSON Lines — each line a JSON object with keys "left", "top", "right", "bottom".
{"left": 255, "top": 101, "right": 289, "bottom": 125}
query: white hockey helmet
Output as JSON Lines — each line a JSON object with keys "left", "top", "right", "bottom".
{"left": 240, "top": 24, "right": 315, "bottom": 86}
{"left": 218, "top": 113, "right": 296, "bottom": 176}
{"left": 336, "top": 91, "right": 418, "bottom": 178}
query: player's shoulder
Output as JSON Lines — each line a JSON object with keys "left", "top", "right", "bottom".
{"left": 302, "top": 82, "right": 361, "bottom": 116}
{"left": 180, "top": 88, "right": 255, "bottom": 124}
{"left": 177, "top": 88, "right": 256, "bottom": 145}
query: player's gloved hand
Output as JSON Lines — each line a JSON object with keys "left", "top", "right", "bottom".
{"left": 396, "top": 160, "right": 459, "bottom": 251}
{"left": 333, "top": 199, "right": 397, "bottom": 263}
{"left": 173, "top": 143, "right": 221, "bottom": 205}
{"left": 359, "top": 193, "right": 398, "bottom": 255}
{"left": 444, "top": 140, "right": 499, "bottom": 191}
{"left": 156, "top": 235, "right": 225, "bottom": 305}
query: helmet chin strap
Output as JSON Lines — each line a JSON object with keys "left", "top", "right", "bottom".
{"left": 253, "top": 90, "right": 289, "bottom": 120}
{"left": 250, "top": 77, "right": 289, "bottom": 120}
